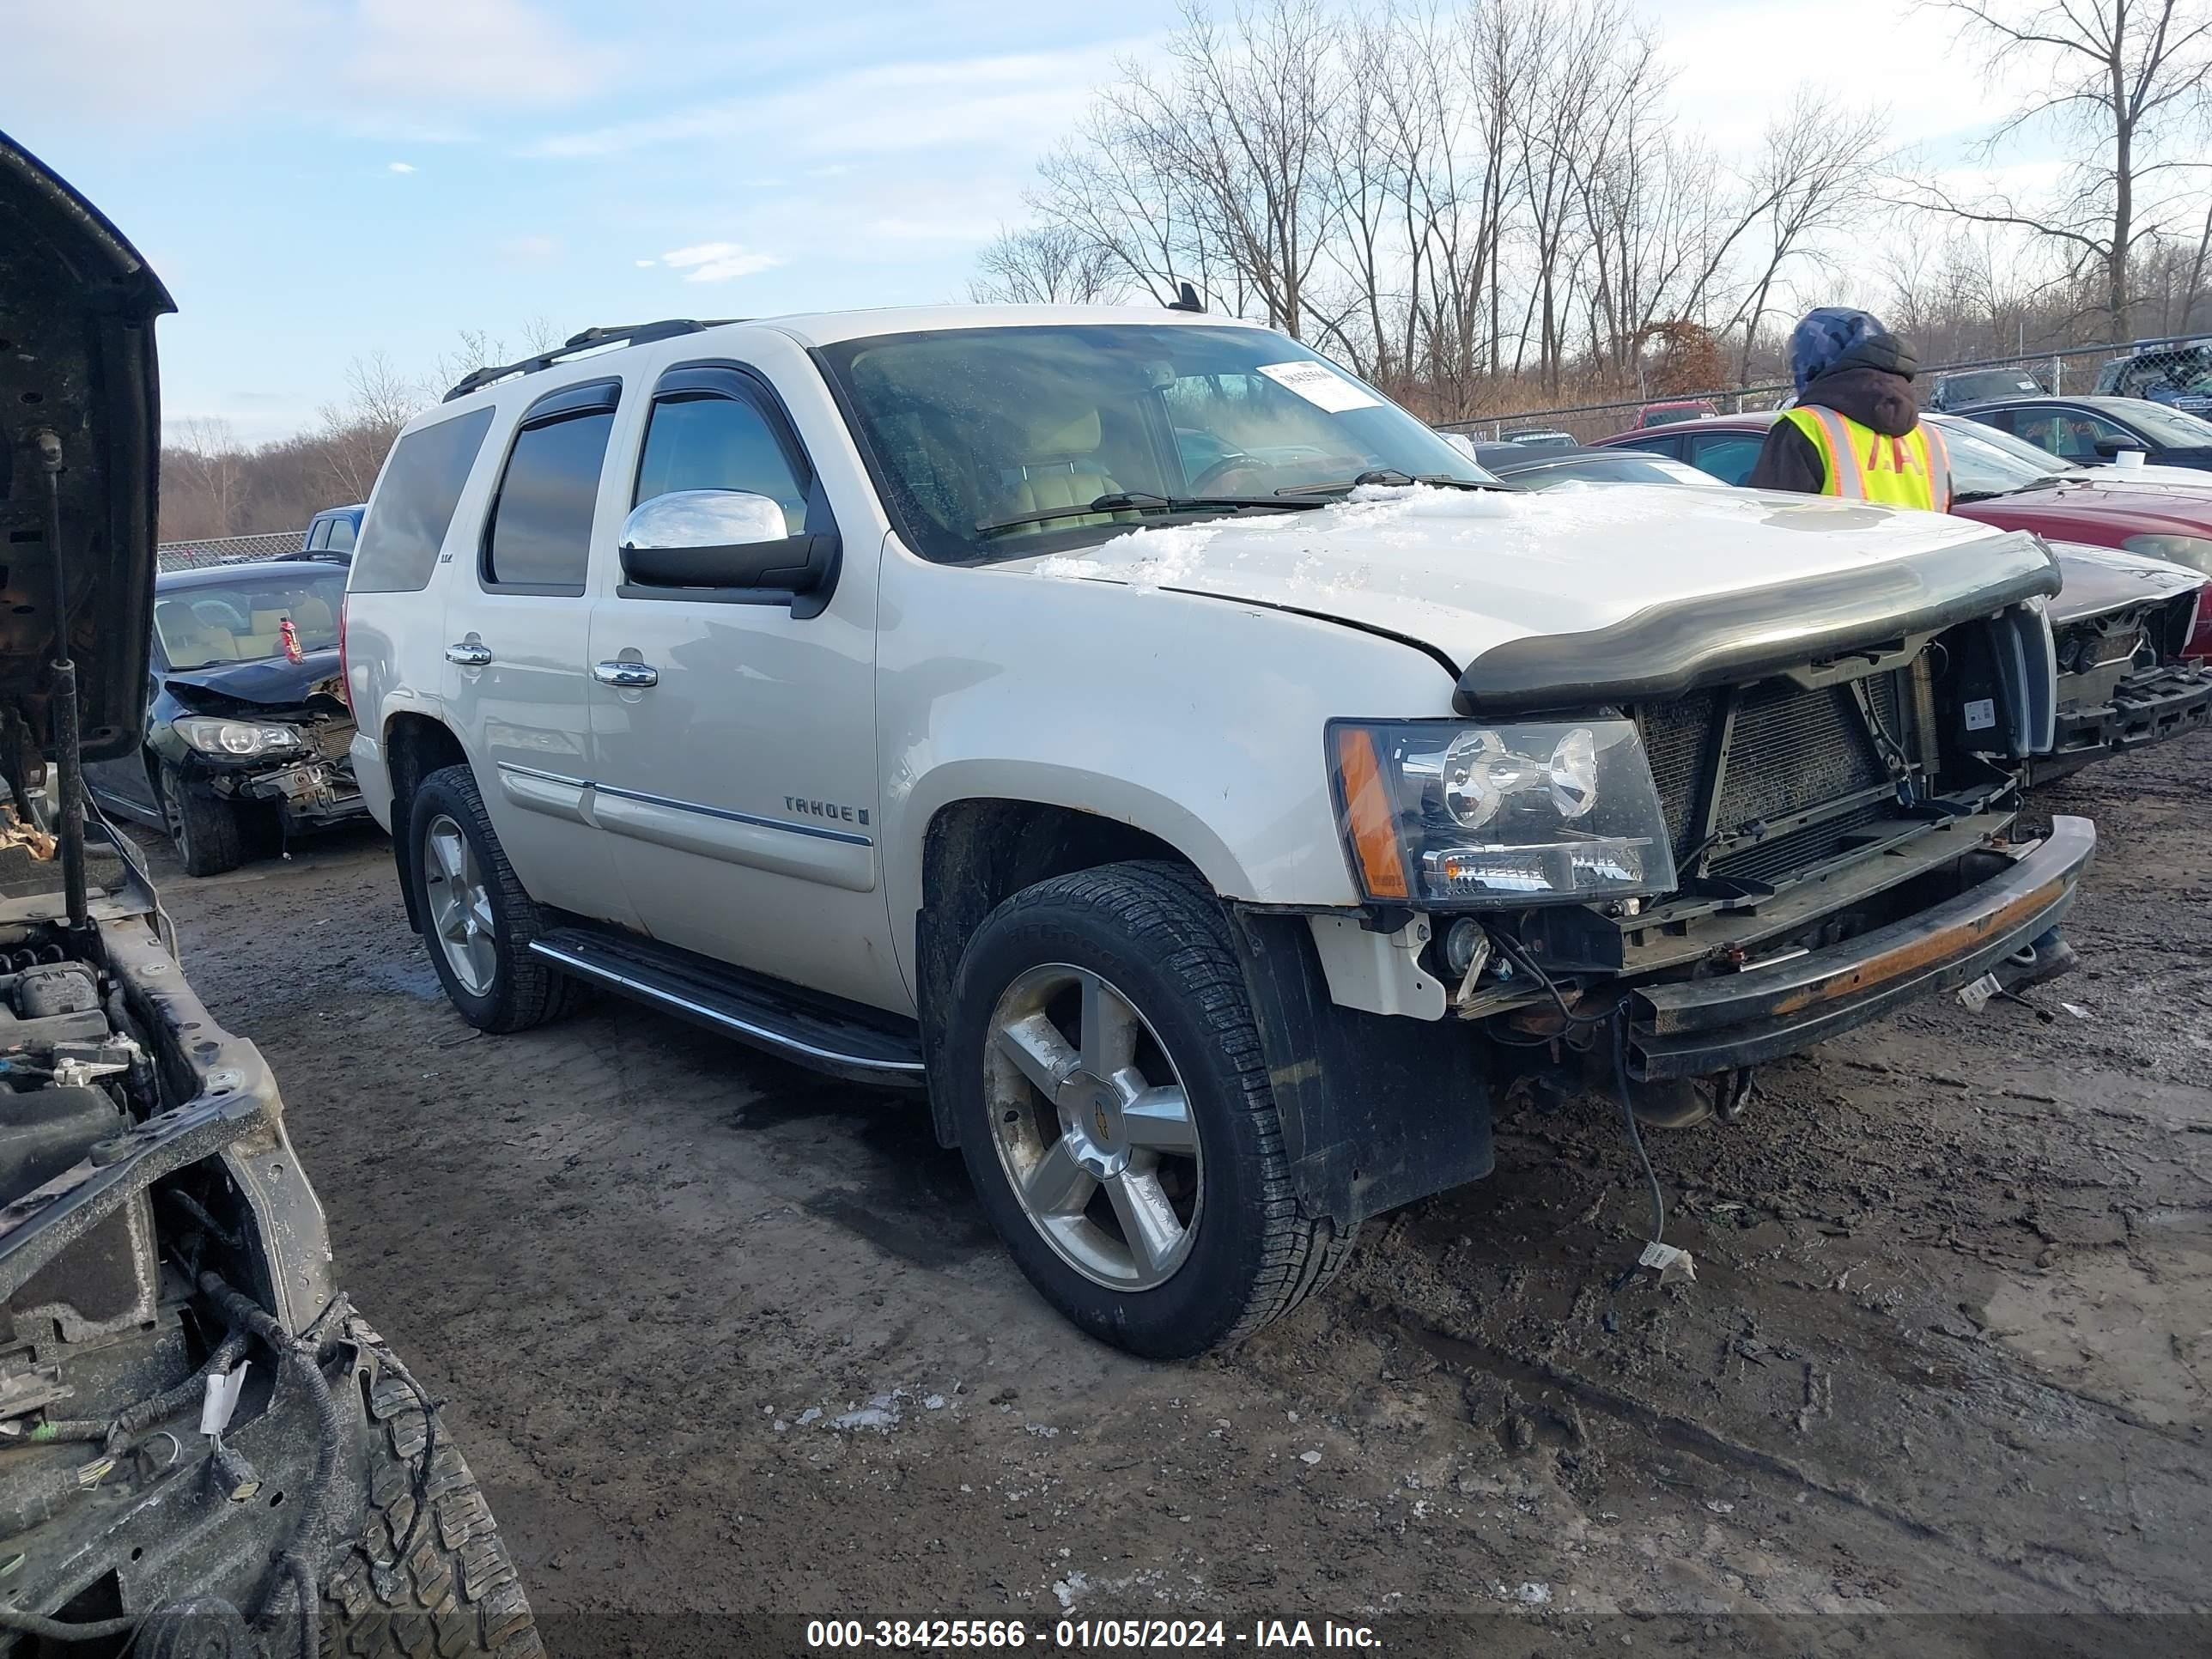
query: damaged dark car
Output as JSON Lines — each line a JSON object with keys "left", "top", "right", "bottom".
{"left": 1, "top": 131, "right": 539, "bottom": 1653}
{"left": 88, "top": 561, "right": 366, "bottom": 877}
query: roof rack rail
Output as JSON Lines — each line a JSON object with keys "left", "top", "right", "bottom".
{"left": 441, "top": 318, "right": 743, "bottom": 402}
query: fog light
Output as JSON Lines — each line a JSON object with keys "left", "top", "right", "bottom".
{"left": 1443, "top": 917, "right": 1486, "bottom": 976}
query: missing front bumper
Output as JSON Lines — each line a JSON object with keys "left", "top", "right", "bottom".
{"left": 1626, "top": 815, "right": 2096, "bottom": 1079}
{"left": 2030, "top": 665, "right": 2212, "bottom": 785}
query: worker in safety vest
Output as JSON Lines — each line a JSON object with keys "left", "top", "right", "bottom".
{"left": 1747, "top": 307, "right": 1949, "bottom": 509}
{"left": 1750, "top": 306, "right": 2075, "bottom": 987}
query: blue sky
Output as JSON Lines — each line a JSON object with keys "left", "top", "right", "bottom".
{"left": 12, "top": 0, "right": 2033, "bottom": 443}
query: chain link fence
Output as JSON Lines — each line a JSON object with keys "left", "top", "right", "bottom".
{"left": 1433, "top": 334, "right": 2203, "bottom": 447}
{"left": 155, "top": 531, "right": 306, "bottom": 573}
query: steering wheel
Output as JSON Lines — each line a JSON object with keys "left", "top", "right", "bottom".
{"left": 1190, "top": 456, "right": 1269, "bottom": 495}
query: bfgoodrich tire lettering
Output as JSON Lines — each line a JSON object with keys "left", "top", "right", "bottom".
{"left": 947, "top": 860, "right": 1354, "bottom": 1358}
{"left": 404, "top": 764, "right": 575, "bottom": 1033}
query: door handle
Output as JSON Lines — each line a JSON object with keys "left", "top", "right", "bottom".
{"left": 445, "top": 641, "right": 493, "bottom": 667}
{"left": 592, "top": 660, "right": 659, "bottom": 689}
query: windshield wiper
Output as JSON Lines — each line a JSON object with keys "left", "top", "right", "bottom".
{"left": 1273, "top": 469, "right": 1493, "bottom": 495}
{"left": 975, "top": 490, "right": 1325, "bottom": 538}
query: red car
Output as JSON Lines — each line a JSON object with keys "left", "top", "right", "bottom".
{"left": 1586, "top": 412, "right": 2212, "bottom": 778}
{"left": 1632, "top": 398, "right": 1721, "bottom": 428}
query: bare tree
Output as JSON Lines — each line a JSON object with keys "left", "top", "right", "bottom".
{"left": 969, "top": 225, "right": 1121, "bottom": 303}
{"left": 313, "top": 352, "right": 425, "bottom": 505}
{"left": 1723, "top": 88, "right": 1890, "bottom": 380}
{"left": 1908, "top": 0, "right": 2212, "bottom": 332}
{"left": 169, "top": 417, "right": 249, "bottom": 538}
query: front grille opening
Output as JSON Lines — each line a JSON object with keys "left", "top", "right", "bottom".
{"left": 1637, "top": 671, "right": 1912, "bottom": 891}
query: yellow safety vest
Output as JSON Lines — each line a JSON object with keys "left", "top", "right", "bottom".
{"left": 1781, "top": 405, "right": 1950, "bottom": 511}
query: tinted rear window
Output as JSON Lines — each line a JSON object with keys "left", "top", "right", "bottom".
{"left": 483, "top": 411, "right": 614, "bottom": 591}
{"left": 350, "top": 409, "right": 495, "bottom": 594}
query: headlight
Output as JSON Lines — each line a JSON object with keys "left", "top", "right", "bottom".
{"left": 2121, "top": 533, "right": 2212, "bottom": 575}
{"left": 1328, "top": 719, "right": 1676, "bottom": 907}
{"left": 173, "top": 717, "right": 304, "bottom": 759}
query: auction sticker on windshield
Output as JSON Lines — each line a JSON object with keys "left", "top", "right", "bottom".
{"left": 1255, "top": 360, "right": 1381, "bottom": 413}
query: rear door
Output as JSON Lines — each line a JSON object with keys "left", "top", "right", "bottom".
{"left": 442, "top": 378, "right": 638, "bottom": 927}
{"left": 583, "top": 358, "right": 897, "bottom": 1010}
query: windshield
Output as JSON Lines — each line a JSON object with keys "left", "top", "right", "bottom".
{"left": 1931, "top": 420, "right": 2057, "bottom": 497}
{"left": 154, "top": 568, "right": 346, "bottom": 669}
{"left": 816, "top": 324, "right": 1494, "bottom": 562}
{"left": 2121, "top": 399, "right": 2212, "bottom": 446}
{"left": 1935, "top": 416, "right": 2066, "bottom": 472}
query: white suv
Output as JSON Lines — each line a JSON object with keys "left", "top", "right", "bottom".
{"left": 343, "top": 306, "right": 2093, "bottom": 1357}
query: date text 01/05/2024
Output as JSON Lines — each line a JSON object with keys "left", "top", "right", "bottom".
{"left": 804, "top": 1620, "right": 1383, "bottom": 1650}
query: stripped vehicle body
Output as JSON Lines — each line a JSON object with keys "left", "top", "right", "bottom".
{"left": 1, "top": 128, "right": 538, "bottom": 1653}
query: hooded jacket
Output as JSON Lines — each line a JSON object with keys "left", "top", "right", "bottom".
{"left": 1746, "top": 365, "right": 1926, "bottom": 495}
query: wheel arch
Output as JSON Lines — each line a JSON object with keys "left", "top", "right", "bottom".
{"left": 911, "top": 793, "right": 1216, "bottom": 1150}
{"left": 381, "top": 713, "right": 469, "bottom": 935}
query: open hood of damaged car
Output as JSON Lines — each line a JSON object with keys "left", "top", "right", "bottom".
{"left": 0, "top": 131, "right": 174, "bottom": 763}
{"left": 1007, "top": 483, "right": 2059, "bottom": 714}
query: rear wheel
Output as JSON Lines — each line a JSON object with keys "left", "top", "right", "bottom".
{"left": 405, "top": 765, "right": 574, "bottom": 1032}
{"left": 947, "top": 860, "right": 1354, "bottom": 1358}
{"left": 158, "top": 761, "right": 244, "bottom": 878}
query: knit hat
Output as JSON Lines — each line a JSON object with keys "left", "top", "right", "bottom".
{"left": 1790, "top": 307, "right": 1918, "bottom": 393}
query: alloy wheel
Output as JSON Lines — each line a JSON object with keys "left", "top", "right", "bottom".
{"left": 422, "top": 814, "right": 497, "bottom": 996}
{"left": 983, "top": 963, "right": 1203, "bottom": 1290}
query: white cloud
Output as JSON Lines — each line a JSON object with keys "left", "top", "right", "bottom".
{"left": 349, "top": 0, "right": 602, "bottom": 106}
{"left": 387, "top": 161, "right": 417, "bottom": 173}
{"left": 525, "top": 42, "right": 1142, "bottom": 162}
{"left": 634, "top": 258, "right": 658, "bottom": 268}
{"left": 660, "top": 242, "right": 784, "bottom": 283}
{"left": 8, "top": 0, "right": 316, "bottom": 124}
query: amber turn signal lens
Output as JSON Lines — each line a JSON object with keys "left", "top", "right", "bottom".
{"left": 1334, "top": 726, "right": 1409, "bottom": 900}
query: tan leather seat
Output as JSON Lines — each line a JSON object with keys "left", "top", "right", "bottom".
{"left": 156, "top": 599, "right": 238, "bottom": 662}
{"left": 997, "top": 408, "right": 1128, "bottom": 529}
{"left": 292, "top": 601, "right": 333, "bottom": 646}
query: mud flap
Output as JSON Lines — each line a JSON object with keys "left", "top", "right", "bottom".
{"left": 1229, "top": 908, "right": 1493, "bottom": 1228}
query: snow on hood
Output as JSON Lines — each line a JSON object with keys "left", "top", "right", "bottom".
{"left": 1012, "top": 483, "right": 2024, "bottom": 668}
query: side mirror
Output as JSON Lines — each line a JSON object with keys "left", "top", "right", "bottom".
{"left": 617, "top": 489, "right": 837, "bottom": 597}
{"left": 2090, "top": 437, "right": 2145, "bottom": 460}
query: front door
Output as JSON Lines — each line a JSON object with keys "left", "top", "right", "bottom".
{"left": 585, "top": 362, "right": 898, "bottom": 1011}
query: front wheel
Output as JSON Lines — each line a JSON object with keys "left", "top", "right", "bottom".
{"left": 158, "top": 761, "right": 244, "bottom": 878}
{"left": 946, "top": 861, "right": 1354, "bottom": 1358}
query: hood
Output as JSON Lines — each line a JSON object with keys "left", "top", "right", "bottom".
{"left": 164, "top": 648, "right": 345, "bottom": 714}
{"left": 2047, "top": 540, "right": 2207, "bottom": 623}
{"left": 2051, "top": 463, "right": 2212, "bottom": 490}
{"left": 1006, "top": 483, "right": 2057, "bottom": 690}
{"left": 1956, "top": 482, "right": 2212, "bottom": 540}
{"left": 0, "top": 131, "right": 173, "bottom": 763}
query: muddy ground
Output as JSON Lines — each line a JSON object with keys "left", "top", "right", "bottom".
{"left": 137, "top": 735, "right": 2209, "bottom": 1655}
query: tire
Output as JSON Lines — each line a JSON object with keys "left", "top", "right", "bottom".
{"left": 404, "top": 764, "right": 574, "bottom": 1033}
{"left": 321, "top": 1371, "right": 544, "bottom": 1659}
{"left": 946, "top": 860, "right": 1355, "bottom": 1359}
{"left": 159, "top": 761, "right": 245, "bottom": 878}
